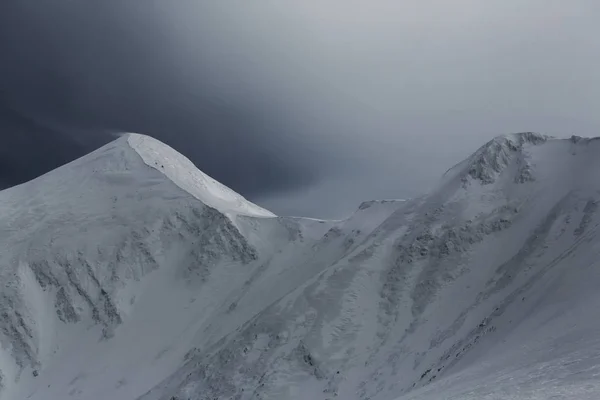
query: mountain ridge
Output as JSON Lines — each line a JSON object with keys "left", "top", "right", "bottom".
{"left": 2, "top": 132, "right": 600, "bottom": 399}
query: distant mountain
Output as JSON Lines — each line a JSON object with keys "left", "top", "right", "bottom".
{"left": 1, "top": 132, "right": 600, "bottom": 400}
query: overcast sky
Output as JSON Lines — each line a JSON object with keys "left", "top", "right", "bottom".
{"left": 1, "top": 1, "right": 599, "bottom": 218}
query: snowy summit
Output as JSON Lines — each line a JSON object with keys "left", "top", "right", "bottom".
{"left": 127, "top": 133, "right": 274, "bottom": 219}
{"left": 2, "top": 132, "right": 600, "bottom": 400}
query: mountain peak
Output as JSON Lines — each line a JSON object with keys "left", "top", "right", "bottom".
{"left": 445, "top": 132, "right": 549, "bottom": 186}
{"left": 494, "top": 131, "right": 548, "bottom": 146}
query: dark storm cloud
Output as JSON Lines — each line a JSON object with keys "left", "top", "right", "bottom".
{"left": 0, "top": 103, "right": 83, "bottom": 189}
{"left": 1, "top": 1, "right": 599, "bottom": 218}
{"left": 0, "top": 1, "right": 327, "bottom": 196}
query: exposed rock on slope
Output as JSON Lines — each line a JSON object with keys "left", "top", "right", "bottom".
{"left": 444, "top": 131, "right": 548, "bottom": 185}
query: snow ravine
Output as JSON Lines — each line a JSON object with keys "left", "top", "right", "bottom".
{"left": 1, "top": 132, "right": 600, "bottom": 399}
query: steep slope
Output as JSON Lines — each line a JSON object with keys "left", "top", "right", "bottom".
{"left": 127, "top": 134, "right": 275, "bottom": 219}
{"left": 136, "top": 132, "right": 600, "bottom": 400}
{"left": 3, "top": 132, "right": 600, "bottom": 400}
{"left": 0, "top": 133, "right": 277, "bottom": 399}
{"left": 395, "top": 134, "right": 600, "bottom": 400}
{"left": 0, "top": 133, "right": 403, "bottom": 400}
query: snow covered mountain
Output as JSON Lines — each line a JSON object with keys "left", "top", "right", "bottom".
{"left": 2, "top": 132, "right": 600, "bottom": 399}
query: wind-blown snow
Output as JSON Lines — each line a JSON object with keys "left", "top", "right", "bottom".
{"left": 127, "top": 133, "right": 275, "bottom": 218}
{"left": 2, "top": 132, "right": 600, "bottom": 399}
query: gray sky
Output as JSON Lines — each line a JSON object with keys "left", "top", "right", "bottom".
{"left": 1, "top": 1, "right": 599, "bottom": 218}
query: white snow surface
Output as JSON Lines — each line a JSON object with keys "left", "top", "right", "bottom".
{"left": 127, "top": 133, "right": 275, "bottom": 218}
{"left": 2, "top": 132, "right": 600, "bottom": 399}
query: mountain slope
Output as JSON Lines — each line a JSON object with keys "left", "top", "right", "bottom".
{"left": 2, "top": 132, "right": 600, "bottom": 399}
{"left": 0, "top": 133, "right": 275, "bottom": 399}
{"left": 142, "top": 133, "right": 600, "bottom": 400}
